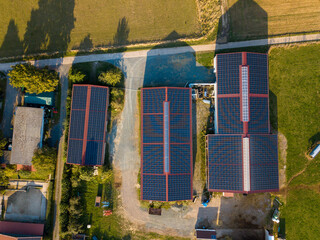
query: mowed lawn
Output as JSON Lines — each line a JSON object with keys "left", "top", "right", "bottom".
{"left": 227, "top": 0, "right": 320, "bottom": 40}
{"left": 269, "top": 43, "right": 320, "bottom": 239}
{"left": 0, "top": 0, "right": 200, "bottom": 57}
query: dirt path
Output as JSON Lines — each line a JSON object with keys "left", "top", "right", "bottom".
{"left": 52, "top": 64, "right": 70, "bottom": 240}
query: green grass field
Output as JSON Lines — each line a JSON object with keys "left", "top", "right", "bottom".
{"left": 269, "top": 43, "right": 320, "bottom": 239}
{"left": 0, "top": 0, "right": 200, "bottom": 58}
{"left": 227, "top": 0, "right": 320, "bottom": 41}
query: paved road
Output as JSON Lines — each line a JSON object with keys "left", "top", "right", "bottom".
{"left": 0, "top": 33, "right": 320, "bottom": 72}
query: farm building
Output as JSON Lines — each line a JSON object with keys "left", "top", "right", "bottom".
{"left": 0, "top": 221, "right": 44, "bottom": 239}
{"left": 207, "top": 52, "right": 279, "bottom": 193}
{"left": 67, "top": 84, "right": 109, "bottom": 166}
{"left": 140, "top": 87, "right": 193, "bottom": 201}
{"left": 10, "top": 107, "right": 44, "bottom": 171}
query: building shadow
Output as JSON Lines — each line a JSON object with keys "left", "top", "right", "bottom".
{"left": 269, "top": 90, "right": 278, "bottom": 133}
{"left": 217, "top": 0, "right": 268, "bottom": 43}
{"left": 142, "top": 35, "right": 214, "bottom": 87}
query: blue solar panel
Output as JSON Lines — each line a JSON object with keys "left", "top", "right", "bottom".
{"left": 218, "top": 97, "right": 242, "bottom": 134}
{"left": 72, "top": 86, "right": 87, "bottom": 109}
{"left": 167, "top": 88, "right": 190, "bottom": 114}
{"left": 249, "top": 134, "right": 279, "bottom": 191}
{"left": 141, "top": 87, "right": 192, "bottom": 201}
{"left": 207, "top": 135, "right": 243, "bottom": 191}
{"left": 142, "top": 88, "right": 166, "bottom": 114}
{"left": 90, "top": 87, "right": 108, "bottom": 112}
{"left": 67, "top": 139, "right": 83, "bottom": 164}
{"left": 248, "top": 97, "right": 269, "bottom": 133}
{"left": 87, "top": 111, "right": 106, "bottom": 141}
{"left": 143, "top": 115, "right": 163, "bottom": 143}
{"left": 168, "top": 175, "right": 191, "bottom": 201}
{"left": 143, "top": 145, "right": 164, "bottom": 174}
{"left": 69, "top": 110, "right": 85, "bottom": 139}
{"left": 142, "top": 175, "right": 166, "bottom": 201}
{"left": 67, "top": 85, "right": 109, "bottom": 166}
{"left": 85, "top": 141, "right": 104, "bottom": 165}
{"left": 247, "top": 53, "right": 268, "bottom": 94}
{"left": 170, "top": 114, "right": 190, "bottom": 143}
{"left": 217, "top": 53, "right": 242, "bottom": 94}
{"left": 170, "top": 145, "right": 191, "bottom": 174}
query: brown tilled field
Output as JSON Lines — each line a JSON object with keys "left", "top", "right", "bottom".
{"left": 227, "top": 0, "right": 320, "bottom": 40}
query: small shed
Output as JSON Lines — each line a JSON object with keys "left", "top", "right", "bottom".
{"left": 25, "top": 92, "right": 55, "bottom": 106}
{"left": 196, "top": 229, "right": 217, "bottom": 239}
{"left": 310, "top": 144, "right": 320, "bottom": 158}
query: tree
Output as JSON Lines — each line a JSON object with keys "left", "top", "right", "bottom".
{"left": 98, "top": 68, "right": 122, "bottom": 86}
{"left": 0, "top": 137, "right": 7, "bottom": 157}
{"left": 8, "top": 63, "right": 59, "bottom": 94}
{"left": 0, "top": 171, "right": 9, "bottom": 186}
{"left": 32, "top": 146, "right": 57, "bottom": 174}
{"left": 69, "top": 69, "right": 85, "bottom": 83}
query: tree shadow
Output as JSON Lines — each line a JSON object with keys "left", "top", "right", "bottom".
{"left": 0, "top": 20, "right": 23, "bottom": 58}
{"left": 309, "top": 132, "right": 320, "bottom": 146}
{"left": 113, "top": 17, "right": 130, "bottom": 46}
{"left": 79, "top": 34, "right": 94, "bottom": 50}
{"left": 23, "top": 0, "right": 75, "bottom": 55}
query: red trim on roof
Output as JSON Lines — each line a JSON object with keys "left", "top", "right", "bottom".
{"left": 0, "top": 221, "right": 44, "bottom": 236}
{"left": 81, "top": 85, "right": 91, "bottom": 165}
{"left": 140, "top": 89, "right": 144, "bottom": 200}
{"left": 217, "top": 94, "right": 240, "bottom": 98}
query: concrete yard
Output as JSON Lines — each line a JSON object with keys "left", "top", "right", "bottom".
{"left": 4, "top": 180, "right": 48, "bottom": 222}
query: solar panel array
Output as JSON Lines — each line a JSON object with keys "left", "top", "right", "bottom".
{"left": 141, "top": 87, "right": 192, "bottom": 201}
{"left": 217, "top": 53, "right": 242, "bottom": 94}
{"left": 247, "top": 53, "right": 268, "bottom": 94}
{"left": 208, "top": 52, "right": 278, "bottom": 193}
{"left": 218, "top": 98, "right": 242, "bottom": 134}
{"left": 216, "top": 52, "right": 270, "bottom": 134}
{"left": 67, "top": 85, "right": 109, "bottom": 166}
{"left": 207, "top": 135, "right": 243, "bottom": 191}
{"left": 249, "top": 135, "right": 279, "bottom": 191}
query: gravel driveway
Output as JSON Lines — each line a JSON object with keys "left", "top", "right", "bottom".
{"left": 106, "top": 51, "right": 214, "bottom": 237}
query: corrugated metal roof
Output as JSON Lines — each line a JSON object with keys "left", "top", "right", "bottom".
{"left": 10, "top": 107, "right": 44, "bottom": 166}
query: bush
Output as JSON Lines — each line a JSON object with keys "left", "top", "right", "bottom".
{"left": 69, "top": 69, "right": 86, "bottom": 83}
{"left": 8, "top": 63, "right": 59, "bottom": 94}
{"left": 98, "top": 68, "right": 122, "bottom": 86}
{"left": 110, "top": 88, "right": 124, "bottom": 114}
{"left": 32, "top": 146, "right": 57, "bottom": 176}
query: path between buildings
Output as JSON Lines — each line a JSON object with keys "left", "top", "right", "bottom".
{"left": 52, "top": 64, "right": 70, "bottom": 240}
{"left": 0, "top": 33, "right": 320, "bottom": 72}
